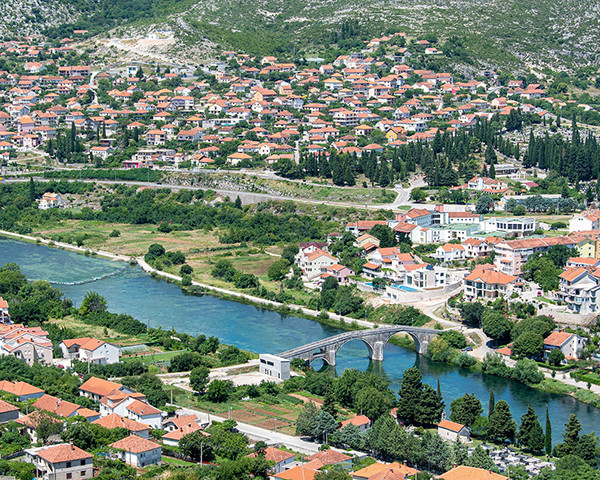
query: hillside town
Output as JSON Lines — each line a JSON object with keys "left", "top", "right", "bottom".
{"left": 0, "top": 19, "right": 600, "bottom": 480}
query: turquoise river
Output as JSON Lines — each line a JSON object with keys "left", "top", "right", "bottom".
{"left": 0, "top": 237, "right": 597, "bottom": 443}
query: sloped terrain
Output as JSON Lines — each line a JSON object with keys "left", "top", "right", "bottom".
{"left": 3, "top": 0, "right": 600, "bottom": 71}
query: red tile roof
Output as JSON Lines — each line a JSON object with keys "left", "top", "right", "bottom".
{"left": 110, "top": 435, "right": 160, "bottom": 453}
{"left": 37, "top": 444, "right": 93, "bottom": 464}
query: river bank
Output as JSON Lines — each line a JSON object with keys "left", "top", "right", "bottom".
{"left": 5, "top": 230, "right": 600, "bottom": 411}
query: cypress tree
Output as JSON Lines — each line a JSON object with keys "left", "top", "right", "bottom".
{"left": 28, "top": 178, "right": 36, "bottom": 203}
{"left": 488, "top": 390, "right": 495, "bottom": 418}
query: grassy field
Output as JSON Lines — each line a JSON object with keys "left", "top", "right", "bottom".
{"left": 47, "top": 315, "right": 147, "bottom": 346}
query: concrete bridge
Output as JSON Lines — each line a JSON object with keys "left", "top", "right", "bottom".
{"left": 278, "top": 326, "right": 439, "bottom": 366}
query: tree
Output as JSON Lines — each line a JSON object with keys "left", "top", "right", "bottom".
{"left": 355, "top": 386, "right": 393, "bottom": 421}
{"left": 35, "top": 412, "right": 63, "bottom": 445}
{"left": 312, "top": 410, "right": 337, "bottom": 442}
{"left": 548, "top": 348, "right": 565, "bottom": 366}
{"left": 370, "top": 225, "right": 396, "bottom": 248}
{"left": 476, "top": 194, "right": 494, "bottom": 214}
{"left": 459, "top": 302, "right": 485, "bottom": 328}
{"left": 556, "top": 415, "right": 582, "bottom": 457}
{"left": 79, "top": 291, "right": 107, "bottom": 316}
{"left": 190, "top": 366, "right": 210, "bottom": 393}
{"left": 518, "top": 406, "right": 544, "bottom": 452}
{"left": 545, "top": 406, "right": 552, "bottom": 455}
{"left": 513, "top": 331, "right": 544, "bottom": 358}
{"left": 180, "top": 429, "right": 212, "bottom": 461}
{"left": 322, "top": 385, "right": 337, "bottom": 418}
{"left": 206, "top": 380, "right": 232, "bottom": 403}
{"left": 212, "top": 260, "right": 237, "bottom": 282}
{"left": 450, "top": 393, "right": 483, "bottom": 427}
{"left": 422, "top": 431, "right": 453, "bottom": 472}
{"left": 512, "top": 358, "right": 544, "bottom": 384}
{"left": 296, "top": 402, "right": 319, "bottom": 437}
{"left": 267, "top": 259, "right": 290, "bottom": 281}
{"left": 397, "top": 367, "right": 424, "bottom": 425}
{"left": 482, "top": 311, "right": 512, "bottom": 343}
{"left": 468, "top": 445, "right": 495, "bottom": 470}
{"left": 487, "top": 400, "right": 516, "bottom": 443}
{"left": 488, "top": 390, "right": 495, "bottom": 418}
{"left": 28, "top": 178, "right": 36, "bottom": 203}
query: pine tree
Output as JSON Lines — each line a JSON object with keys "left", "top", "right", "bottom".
{"left": 560, "top": 414, "right": 581, "bottom": 455}
{"left": 487, "top": 400, "right": 516, "bottom": 443}
{"left": 489, "top": 162, "right": 496, "bottom": 179}
{"left": 518, "top": 406, "right": 544, "bottom": 452}
{"left": 545, "top": 406, "right": 552, "bottom": 455}
{"left": 322, "top": 385, "right": 337, "bottom": 419}
{"left": 488, "top": 391, "right": 495, "bottom": 418}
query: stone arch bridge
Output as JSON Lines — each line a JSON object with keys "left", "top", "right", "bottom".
{"left": 278, "top": 326, "right": 439, "bottom": 366}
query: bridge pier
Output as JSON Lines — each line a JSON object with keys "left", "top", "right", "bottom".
{"left": 369, "top": 341, "right": 385, "bottom": 362}
{"left": 324, "top": 347, "right": 337, "bottom": 366}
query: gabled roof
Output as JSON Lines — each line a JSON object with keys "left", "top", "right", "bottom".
{"left": 92, "top": 413, "right": 149, "bottom": 433}
{"left": 438, "top": 419, "right": 467, "bottom": 432}
{"left": 79, "top": 377, "right": 123, "bottom": 397}
{"left": 464, "top": 268, "right": 517, "bottom": 286}
{"left": 0, "top": 380, "right": 43, "bottom": 397}
{"left": 439, "top": 466, "right": 507, "bottom": 480}
{"left": 110, "top": 435, "right": 160, "bottom": 453}
{"left": 544, "top": 331, "right": 575, "bottom": 348}
{"left": 305, "top": 448, "right": 352, "bottom": 465}
{"left": 126, "top": 399, "right": 161, "bottom": 416}
{"left": 248, "top": 446, "right": 294, "bottom": 464}
{"left": 36, "top": 444, "right": 93, "bottom": 464}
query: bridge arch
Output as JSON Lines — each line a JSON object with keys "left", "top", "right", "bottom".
{"left": 278, "top": 325, "right": 440, "bottom": 367}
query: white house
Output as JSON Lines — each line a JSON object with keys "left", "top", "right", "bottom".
{"left": 60, "top": 337, "right": 121, "bottom": 364}
{"left": 543, "top": 331, "right": 587, "bottom": 360}
{"left": 556, "top": 268, "right": 600, "bottom": 314}
{"left": 438, "top": 419, "right": 470, "bottom": 443}
{"left": 38, "top": 192, "right": 63, "bottom": 210}
{"left": 434, "top": 243, "right": 466, "bottom": 262}
{"left": 296, "top": 248, "right": 338, "bottom": 280}
{"left": 0, "top": 297, "right": 9, "bottom": 323}
{"left": 125, "top": 400, "right": 163, "bottom": 429}
{"left": 110, "top": 435, "right": 161, "bottom": 468}
{"left": 339, "top": 414, "right": 372, "bottom": 433}
{"left": 25, "top": 444, "right": 94, "bottom": 480}
{"left": 570, "top": 210, "right": 600, "bottom": 233}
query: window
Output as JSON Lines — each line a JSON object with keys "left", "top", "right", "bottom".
{"left": 67, "top": 474, "right": 72, "bottom": 479}
{"left": 81, "top": 471, "right": 86, "bottom": 477}
{"left": 66, "top": 462, "right": 72, "bottom": 468}
{"left": 80, "top": 460, "right": 86, "bottom": 466}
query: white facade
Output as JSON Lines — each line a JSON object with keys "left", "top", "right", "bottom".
{"left": 259, "top": 354, "right": 290, "bottom": 380}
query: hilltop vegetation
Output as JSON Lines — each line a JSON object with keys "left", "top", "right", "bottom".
{"left": 1, "top": 0, "right": 600, "bottom": 71}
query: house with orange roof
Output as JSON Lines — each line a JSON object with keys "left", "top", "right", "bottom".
{"left": 463, "top": 267, "right": 520, "bottom": 301}
{"left": 92, "top": 413, "right": 151, "bottom": 438}
{"left": 297, "top": 248, "right": 339, "bottom": 280}
{"left": 79, "top": 376, "right": 127, "bottom": 401}
{"left": 0, "top": 380, "right": 44, "bottom": 401}
{"left": 274, "top": 464, "right": 319, "bottom": 480}
{"left": 434, "top": 243, "right": 466, "bottom": 262}
{"left": 543, "top": 330, "right": 586, "bottom": 360}
{"left": 352, "top": 461, "right": 417, "bottom": 480}
{"left": 438, "top": 418, "right": 470, "bottom": 443}
{"left": 38, "top": 192, "right": 63, "bottom": 210}
{"left": 59, "top": 337, "right": 120, "bottom": 364}
{"left": 125, "top": 399, "right": 163, "bottom": 429}
{"left": 570, "top": 209, "right": 600, "bottom": 233}
{"left": 25, "top": 443, "right": 94, "bottom": 480}
{"left": 0, "top": 398, "right": 19, "bottom": 423}
{"left": 339, "top": 414, "right": 372, "bottom": 432}
{"left": 438, "top": 465, "right": 507, "bottom": 480}
{"left": 556, "top": 267, "right": 600, "bottom": 314}
{"left": 248, "top": 446, "right": 294, "bottom": 473}
{"left": 0, "top": 297, "right": 9, "bottom": 323}
{"left": 110, "top": 435, "right": 161, "bottom": 468}
{"left": 33, "top": 394, "right": 99, "bottom": 421}
{"left": 0, "top": 324, "right": 53, "bottom": 366}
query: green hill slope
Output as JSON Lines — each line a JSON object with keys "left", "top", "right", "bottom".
{"left": 8, "top": 0, "right": 600, "bottom": 71}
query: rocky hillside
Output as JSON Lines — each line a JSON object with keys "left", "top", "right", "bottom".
{"left": 3, "top": 0, "right": 600, "bottom": 71}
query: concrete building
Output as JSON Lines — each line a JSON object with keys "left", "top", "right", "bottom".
{"left": 570, "top": 210, "right": 600, "bottom": 233}
{"left": 0, "top": 380, "right": 44, "bottom": 401}
{"left": 259, "top": 354, "right": 290, "bottom": 380}
{"left": 556, "top": 268, "right": 600, "bottom": 314}
{"left": 59, "top": 337, "right": 121, "bottom": 364}
{"left": 248, "top": 447, "right": 294, "bottom": 474}
{"left": 0, "top": 297, "right": 9, "bottom": 323}
{"left": 38, "top": 193, "right": 63, "bottom": 210}
{"left": 463, "top": 267, "right": 520, "bottom": 301}
{"left": 0, "top": 399, "right": 20, "bottom": 423}
{"left": 494, "top": 237, "right": 577, "bottom": 275}
{"left": 110, "top": 435, "right": 161, "bottom": 468}
{"left": 25, "top": 443, "right": 93, "bottom": 480}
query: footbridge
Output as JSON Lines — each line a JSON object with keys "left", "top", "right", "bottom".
{"left": 278, "top": 326, "right": 439, "bottom": 366}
